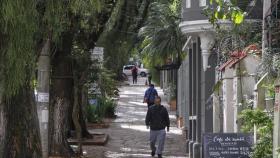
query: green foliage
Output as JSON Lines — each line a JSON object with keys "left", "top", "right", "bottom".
{"left": 213, "top": 80, "right": 222, "bottom": 93}
{"left": 88, "top": 64, "right": 118, "bottom": 98}
{"left": 139, "top": 1, "right": 185, "bottom": 61}
{"left": 260, "top": 48, "right": 280, "bottom": 77}
{"left": 214, "top": 21, "right": 261, "bottom": 61}
{"left": 98, "top": 0, "right": 152, "bottom": 77}
{"left": 239, "top": 109, "right": 273, "bottom": 158}
{"left": 99, "top": 68, "right": 118, "bottom": 97}
{"left": 137, "top": 0, "right": 186, "bottom": 85}
{"left": 87, "top": 105, "right": 102, "bottom": 123}
{"left": 262, "top": 83, "right": 276, "bottom": 98}
{"left": 87, "top": 97, "right": 116, "bottom": 123}
{"left": 43, "top": 0, "right": 70, "bottom": 43}
{"left": 204, "top": 0, "right": 253, "bottom": 25}
{"left": 0, "top": 0, "right": 38, "bottom": 98}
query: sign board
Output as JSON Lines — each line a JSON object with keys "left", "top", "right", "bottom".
{"left": 90, "top": 47, "right": 104, "bottom": 62}
{"left": 37, "top": 92, "right": 49, "bottom": 103}
{"left": 89, "top": 99, "right": 98, "bottom": 107}
{"left": 203, "top": 133, "right": 253, "bottom": 158}
{"left": 41, "top": 109, "right": 49, "bottom": 123}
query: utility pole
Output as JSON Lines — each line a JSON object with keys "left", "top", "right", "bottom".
{"left": 37, "top": 39, "right": 50, "bottom": 158}
{"left": 262, "top": 0, "right": 271, "bottom": 53}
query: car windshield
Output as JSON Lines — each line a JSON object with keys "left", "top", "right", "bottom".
{"left": 124, "top": 66, "right": 133, "bottom": 70}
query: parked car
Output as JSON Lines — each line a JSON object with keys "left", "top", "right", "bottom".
{"left": 122, "top": 65, "right": 134, "bottom": 76}
{"left": 122, "top": 65, "right": 148, "bottom": 77}
{"left": 138, "top": 67, "right": 148, "bottom": 77}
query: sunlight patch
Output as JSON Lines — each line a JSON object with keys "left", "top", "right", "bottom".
{"left": 122, "top": 90, "right": 143, "bottom": 95}
{"left": 105, "top": 151, "right": 151, "bottom": 158}
{"left": 128, "top": 101, "right": 147, "bottom": 106}
{"left": 120, "top": 147, "right": 150, "bottom": 153}
{"left": 120, "top": 124, "right": 149, "bottom": 132}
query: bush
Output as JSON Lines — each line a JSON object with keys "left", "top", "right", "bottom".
{"left": 239, "top": 109, "right": 273, "bottom": 158}
{"left": 104, "top": 99, "right": 116, "bottom": 118}
{"left": 86, "top": 105, "right": 102, "bottom": 123}
{"left": 86, "top": 97, "right": 116, "bottom": 123}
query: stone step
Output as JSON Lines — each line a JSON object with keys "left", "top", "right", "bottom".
{"left": 68, "top": 133, "right": 109, "bottom": 146}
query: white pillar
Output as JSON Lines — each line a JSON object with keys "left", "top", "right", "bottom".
{"left": 199, "top": 32, "right": 215, "bottom": 71}
{"left": 273, "top": 79, "right": 280, "bottom": 158}
{"left": 213, "top": 93, "right": 221, "bottom": 132}
{"left": 262, "top": 0, "right": 271, "bottom": 52}
{"left": 223, "top": 78, "right": 235, "bottom": 132}
{"left": 37, "top": 39, "right": 50, "bottom": 158}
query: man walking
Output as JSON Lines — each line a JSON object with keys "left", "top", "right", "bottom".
{"left": 145, "top": 96, "right": 170, "bottom": 158}
{"left": 148, "top": 73, "right": 152, "bottom": 85}
{"left": 131, "top": 65, "right": 138, "bottom": 84}
{"left": 143, "top": 84, "right": 158, "bottom": 107}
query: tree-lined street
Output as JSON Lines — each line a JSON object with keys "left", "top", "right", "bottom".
{"left": 1, "top": 0, "right": 280, "bottom": 158}
{"left": 84, "top": 77, "right": 186, "bottom": 158}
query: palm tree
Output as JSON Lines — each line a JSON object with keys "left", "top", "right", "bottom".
{"left": 139, "top": 0, "right": 186, "bottom": 65}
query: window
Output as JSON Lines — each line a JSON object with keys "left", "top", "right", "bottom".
{"left": 199, "top": 0, "right": 207, "bottom": 7}
{"left": 186, "top": 0, "right": 191, "bottom": 8}
{"left": 249, "top": 0, "right": 256, "bottom": 6}
{"left": 124, "top": 66, "right": 133, "bottom": 70}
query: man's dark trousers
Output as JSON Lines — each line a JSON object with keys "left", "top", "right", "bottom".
{"left": 132, "top": 75, "right": 137, "bottom": 84}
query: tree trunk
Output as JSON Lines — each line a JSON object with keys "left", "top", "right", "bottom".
{"left": 72, "top": 77, "right": 82, "bottom": 155}
{"left": 71, "top": 68, "right": 91, "bottom": 138}
{"left": 49, "top": 61, "right": 74, "bottom": 156}
{"left": 0, "top": 86, "right": 5, "bottom": 157}
{"left": 49, "top": 33, "right": 75, "bottom": 157}
{"left": 80, "top": 86, "right": 92, "bottom": 138}
{"left": 1, "top": 85, "right": 42, "bottom": 158}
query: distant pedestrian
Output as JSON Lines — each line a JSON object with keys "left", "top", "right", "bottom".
{"left": 131, "top": 66, "right": 138, "bottom": 84}
{"left": 143, "top": 84, "right": 158, "bottom": 107}
{"left": 148, "top": 73, "right": 152, "bottom": 85}
{"left": 145, "top": 96, "right": 170, "bottom": 158}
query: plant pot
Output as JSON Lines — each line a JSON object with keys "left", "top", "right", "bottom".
{"left": 169, "top": 99, "right": 177, "bottom": 111}
{"left": 177, "top": 117, "right": 184, "bottom": 128}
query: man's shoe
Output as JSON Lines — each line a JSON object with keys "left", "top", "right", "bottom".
{"left": 151, "top": 151, "right": 155, "bottom": 157}
{"left": 158, "top": 154, "right": 162, "bottom": 158}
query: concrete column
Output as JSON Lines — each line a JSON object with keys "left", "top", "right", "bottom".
{"left": 223, "top": 78, "right": 235, "bottom": 132}
{"left": 199, "top": 32, "right": 215, "bottom": 71}
{"left": 184, "top": 59, "right": 190, "bottom": 152}
{"left": 213, "top": 93, "right": 221, "bottom": 132}
{"left": 193, "top": 33, "right": 215, "bottom": 158}
{"left": 184, "top": 60, "right": 190, "bottom": 129}
{"left": 178, "top": 67, "right": 182, "bottom": 119}
{"left": 233, "top": 75, "right": 242, "bottom": 132}
{"left": 262, "top": 0, "right": 271, "bottom": 52}
{"left": 189, "top": 41, "right": 197, "bottom": 158}
{"left": 37, "top": 39, "right": 50, "bottom": 158}
{"left": 193, "top": 42, "right": 202, "bottom": 157}
{"left": 273, "top": 79, "right": 280, "bottom": 158}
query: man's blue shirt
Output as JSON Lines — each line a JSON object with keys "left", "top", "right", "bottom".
{"left": 144, "top": 87, "right": 158, "bottom": 103}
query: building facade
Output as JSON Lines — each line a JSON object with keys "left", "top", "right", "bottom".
{"left": 178, "top": 0, "right": 263, "bottom": 158}
{"left": 179, "top": 1, "right": 216, "bottom": 157}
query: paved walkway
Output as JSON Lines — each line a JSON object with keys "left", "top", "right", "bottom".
{"left": 84, "top": 77, "right": 187, "bottom": 158}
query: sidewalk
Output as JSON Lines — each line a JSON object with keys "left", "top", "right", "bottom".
{"left": 84, "top": 77, "right": 187, "bottom": 158}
